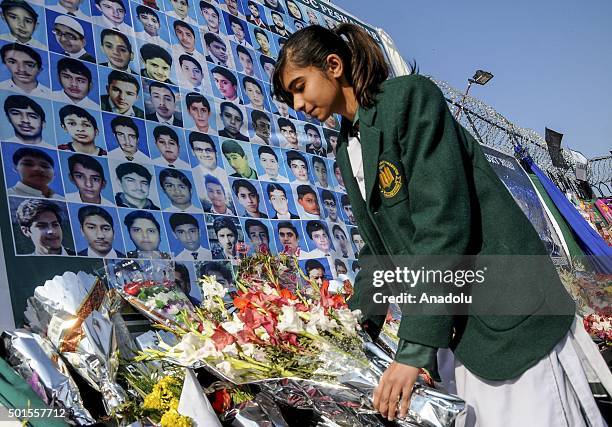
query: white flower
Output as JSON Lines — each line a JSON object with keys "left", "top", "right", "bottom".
{"left": 221, "top": 315, "right": 245, "bottom": 334}
{"left": 335, "top": 308, "right": 361, "bottom": 334}
{"left": 171, "top": 332, "right": 207, "bottom": 364}
{"left": 277, "top": 305, "right": 305, "bottom": 333}
{"left": 195, "top": 340, "right": 222, "bottom": 359}
{"left": 308, "top": 305, "right": 338, "bottom": 332}
{"left": 200, "top": 277, "right": 227, "bottom": 302}
{"left": 254, "top": 326, "right": 270, "bottom": 341}
{"left": 240, "top": 343, "right": 256, "bottom": 357}
{"left": 262, "top": 283, "right": 277, "bottom": 295}
{"left": 216, "top": 361, "right": 233, "bottom": 376}
{"left": 222, "top": 343, "right": 239, "bottom": 357}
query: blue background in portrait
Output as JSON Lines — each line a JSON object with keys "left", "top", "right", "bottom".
{"left": 338, "top": 194, "right": 354, "bottom": 225}
{"left": 117, "top": 207, "right": 171, "bottom": 253}
{"left": 302, "top": 219, "right": 336, "bottom": 252}
{"left": 219, "top": 139, "right": 255, "bottom": 175}
{"left": 107, "top": 158, "right": 161, "bottom": 206}
{"left": 0, "top": 41, "right": 51, "bottom": 89}
{"left": 0, "top": 3, "right": 47, "bottom": 47}
{"left": 49, "top": 52, "right": 100, "bottom": 103}
{"left": 251, "top": 144, "right": 287, "bottom": 178}
{"left": 162, "top": 211, "right": 208, "bottom": 255}
{"left": 346, "top": 225, "right": 360, "bottom": 256}
{"left": 130, "top": 2, "right": 172, "bottom": 43}
{"left": 222, "top": 12, "right": 251, "bottom": 44}
{"left": 98, "top": 66, "right": 146, "bottom": 113}
{"left": 1, "top": 141, "right": 65, "bottom": 196}
{"left": 52, "top": 100, "right": 107, "bottom": 151}
{"left": 45, "top": 0, "right": 92, "bottom": 17}
{"left": 230, "top": 42, "right": 262, "bottom": 80}
{"left": 197, "top": 2, "right": 227, "bottom": 33}
{"left": 271, "top": 31, "right": 287, "bottom": 58}
{"left": 216, "top": 101, "right": 248, "bottom": 136}
{"left": 182, "top": 92, "right": 218, "bottom": 133}
{"left": 264, "top": 7, "right": 289, "bottom": 33}
{"left": 260, "top": 180, "right": 298, "bottom": 218}
{"left": 298, "top": 257, "right": 333, "bottom": 281}
{"left": 89, "top": 0, "right": 133, "bottom": 26}
{"left": 282, "top": 149, "right": 313, "bottom": 183}
{"left": 0, "top": 90, "right": 57, "bottom": 146}
{"left": 308, "top": 153, "right": 329, "bottom": 186}
{"left": 207, "top": 63, "right": 242, "bottom": 102}
{"left": 239, "top": 216, "right": 276, "bottom": 254}
{"left": 145, "top": 121, "right": 191, "bottom": 165}
{"left": 317, "top": 187, "right": 339, "bottom": 221}
{"left": 240, "top": 74, "right": 270, "bottom": 111}
{"left": 220, "top": 0, "right": 244, "bottom": 16}
{"left": 227, "top": 176, "right": 267, "bottom": 217}
{"left": 240, "top": 0, "right": 267, "bottom": 26}
{"left": 167, "top": 16, "right": 204, "bottom": 53}
{"left": 245, "top": 106, "right": 272, "bottom": 140}
{"left": 101, "top": 111, "right": 150, "bottom": 157}
{"left": 257, "top": 52, "right": 274, "bottom": 83}
{"left": 271, "top": 218, "right": 307, "bottom": 253}
{"left": 66, "top": 202, "right": 126, "bottom": 255}
{"left": 249, "top": 27, "right": 275, "bottom": 58}
{"left": 135, "top": 39, "right": 178, "bottom": 83}
{"left": 45, "top": 10, "right": 95, "bottom": 57}
{"left": 186, "top": 132, "right": 220, "bottom": 168}
{"left": 58, "top": 150, "right": 115, "bottom": 201}
{"left": 93, "top": 25, "right": 140, "bottom": 72}
{"left": 142, "top": 78, "right": 182, "bottom": 121}
{"left": 163, "top": 0, "right": 198, "bottom": 22}
{"left": 154, "top": 165, "right": 201, "bottom": 210}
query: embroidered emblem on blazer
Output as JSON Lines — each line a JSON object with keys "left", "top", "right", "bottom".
{"left": 378, "top": 160, "right": 402, "bottom": 198}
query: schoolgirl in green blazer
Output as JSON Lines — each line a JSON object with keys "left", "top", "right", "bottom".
{"left": 272, "top": 24, "right": 608, "bottom": 426}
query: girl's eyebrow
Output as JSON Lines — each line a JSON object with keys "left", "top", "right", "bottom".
{"left": 287, "top": 77, "right": 302, "bottom": 91}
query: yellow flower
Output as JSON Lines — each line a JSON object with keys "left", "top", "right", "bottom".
{"left": 161, "top": 408, "right": 192, "bottom": 427}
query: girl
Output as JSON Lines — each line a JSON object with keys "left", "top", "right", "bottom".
{"left": 272, "top": 24, "right": 610, "bottom": 426}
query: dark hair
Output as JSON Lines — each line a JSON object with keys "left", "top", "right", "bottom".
{"left": 334, "top": 258, "right": 347, "bottom": 270}
{"left": 94, "top": 0, "right": 123, "bottom": 6}
{"left": 220, "top": 101, "right": 242, "bottom": 119}
{"left": 272, "top": 24, "right": 389, "bottom": 109}
{"left": 148, "top": 80, "right": 175, "bottom": 99}
{"left": 179, "top": 54, "right": 202, "bottom": 71}
{"left": 305, "top": 220, "right": 327, "bottom": 239}
{"left": 159, "top": 168, "right": 192, "bottom": 190}
{"left": 68, "top": 153, "right": 105, "bottom": 179}
{"left": 303, "top": 123, "right": 320, "bottom": 136}
{"left": 57, "top": 57, "right": 91, "bottom": 82}
{"left": 204, "top": 174, "right": 222, "bottom": 188}
{"left": 212, "top": 216, "right": 237, "bottom": 235}
{"left": 245, "top": 219, "right": 268, "bottom": 239}
{"left": 257, "top": 145, "right": 276, "bottom": 159}
{"left": 13, "top": 147, "right": 53, "bottom": 167}
{"left": 16, "top": 199, "right": 61, "bottom": 228}
{"left": 173, "top": 19, "right": 195, "bottom": 36}
{"left": 305, "top": 259, "right": 325, "bottom": 273}
{"left": 107, "top": 70, "right": 140, "bottom": 91}
{"left": 221, "top": 139, "right": 244, "bottom": 157}
{"left": 323, "top": 128, "right": 338, "bottom": 142}
{"left": 124, "top": 210, "right": 160, "bottom": 231}
{"left": 153, "top": 125, "right": 178, "bottom": 142}
{"left": 78, "top": 205, "right": 113, "bottom": 227}
{"left": 228, "top": 15, "right": 243, "bottom": 29}
{"left": 286, "top": 150, "right": 307, "bottom": 170}
{"left": 350, "top": 227, "right": 361, "bottom": 239}
{"left": 321, "top": 189, "right": 334, "bottom": 202}
{"left": 277, "top": 117, "right": 295, "bottom": 131}
{"left": 4, "top": 95, "right": 45, "bottom": 121}
{"left": 277, "top": 220, "right": 298, "bottom": 237}
{"left": 331, "top": 223, "right": 345, "bottom": 237}
{"left": 1, "top": 43, "right": 41, "bottom": 68}
{"left": 140, "top": 43, "right": 172, "bottom": 65}
{"left": 204, "top": 32, "right": 224, "bottom": 47}
{"left": 251, "top": 109, "right": 269, "bottom": 124}
{"left": 110, "top": 116, "right": 139, "bottom": 137}
{"left": 116, "top": 162, "right": 151, "bottom": 181}
{"left": 100, "top": 29, "right": 132, "bottom": 53}
{"left": 198, "top": 260, "right": 232, "bottom": 283}
{"left": 311, "top": 156, "right": 326, "bottom": 169}
{"left": 199, "top": 1, "right": 217, "bottom": 12}
{"left": 58, "top": 105, "right": 98, "bottom": 131}
{"left": 352, "top": 260, "right": 360, "bottom": 272}
{"left": 297, "top": 184, "right": 316, "bottom": 200}
{"left": 266, "top": 182, "right": 285, "bottom": 197}
{"left": 174, "top": 262, "right": 190, "bottom": 289}
{"left": 186, "top": 92, "right": 210, "bottom": 110}
{"left": 231, "top": 178, "right": 256, "bottom": 197}
{"left": 188, "top": 131, "right": 214, "bottom": 149}
{"left": 259, "top": 54, "right": 275, "bottom": 68}
{"left": 169, "top": 212, "right": 198, "bottom": 230}
{"left": 211, "top": 66, "right": 237, "bottom": 86}
{"left": 340, "top": 194, "right": 350, "bottom": 207}
{"left": 235, "top": 44, "right": 251, "bottom": 58}
{"left": 136, "top": 4, "right": 158, "bottom": 18}
{"left": 253, "top": 28, "right": 268, "bottom": 40}
{"left": 242, "top": 75, "right": 262, "bottom": 91}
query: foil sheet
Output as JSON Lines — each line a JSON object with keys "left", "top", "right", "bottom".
{"left": 1, "top": 329, "right": 95, "bottom": 425}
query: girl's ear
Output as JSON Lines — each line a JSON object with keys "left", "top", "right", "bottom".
{"left": 326, "top": 54, "right": 344, "bottom": 79}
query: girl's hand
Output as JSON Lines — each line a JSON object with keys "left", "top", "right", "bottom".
{"left": 373, "top": 361, "right": 420, "bottom": 421}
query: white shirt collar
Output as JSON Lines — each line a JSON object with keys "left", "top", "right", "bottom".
{"left": 87, "top": 247, "right": 118, "bottom": 258}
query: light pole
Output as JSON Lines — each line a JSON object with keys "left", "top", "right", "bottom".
{"left": 455, "top": 69, "right": 494, "bottom": 120}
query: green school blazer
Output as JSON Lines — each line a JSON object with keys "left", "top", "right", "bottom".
{"left": 338, "top": 74, "right": 575, "bottom": 381}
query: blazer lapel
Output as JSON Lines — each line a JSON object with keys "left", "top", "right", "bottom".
{"left": 358, "top": 105, "right": 382, "bottom": 211}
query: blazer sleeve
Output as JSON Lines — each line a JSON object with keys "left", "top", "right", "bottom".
{"left": 392, "top": 75, "right": 473, "bottom": 348}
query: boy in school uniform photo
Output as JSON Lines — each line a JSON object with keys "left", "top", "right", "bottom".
{"left": 5, "top": 146, "right": 63, "bottom": 199}
{"left": 133, "top": 5, "right": 169, "bottom": 49}
{"left": 0, "top": 43, "right": 50, "bottom": 96}
{"left": 185, "top": 92, "right": 216, "bottom": 134}
{"left": 168, "top": 212, "right": 210, "bottom": 261}
{"left": 158, "top": 168, "right": 200, "bottom": 213}
{"left": 106, "top": 115, "right": 149, "bottom": 162}
{"left": 139, "top": 43, "right": 174, "bottom": 84}
{"left": 150, "top": 125, "right": 190, "bottom": 169}
{"left": 113, "top": 162, "right": 160, "bottom": 210}
{"left": 2, "top": 94, "right": 54, "bottom": 147}
{"left": 52, "top": 56, "right": 99, "bottom": 109}
{"left": 218, "top": 101, "right": 249, "bottom": 141}
{"left": 98, "top": 29, "right": 137, "bottom": 74}
{"left": 56, "top": 104, "right": 107, "bottom": 155}
{"left": 64, "top": 153, "right": 112, "bottom": 205}
{"left": 0, "top": 0, "right": 45, "bottom": 49}
{"left": 123, "top": 209, "right": 171, "bottom": 259}
{"left": 49, "top": 14, "right": 95, "bottom": 63}
{"left": 257, "top": 146, "right": 289, "bottom": 182}
{"left": 92, "top": 0, "right": 133, "bottom": 33}
{"left": 145, "top": 81, "right": 183, "bottom": 126}
{"left": 100, "top": 69, "right": 144, "bottom": 118}
{"left": 75, "top": 205, "right": 126, "bottom": 258}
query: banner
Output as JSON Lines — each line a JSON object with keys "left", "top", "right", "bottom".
{"left": 545, "top": 127, "right": 567, "bottom": 169}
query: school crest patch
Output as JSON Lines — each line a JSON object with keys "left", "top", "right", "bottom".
{"left": 378, "top": 160, "right": 403, "bottom": 198}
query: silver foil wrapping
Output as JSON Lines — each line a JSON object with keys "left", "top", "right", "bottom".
{"left": 1, "top": 329, "right": 95, "bottom": 425}
{"left": 24, "top": 271, "right": 127, "bottom": 415}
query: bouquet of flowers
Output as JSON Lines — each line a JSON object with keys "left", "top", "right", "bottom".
{"left": 583, "top": 313, "right": 612, "bottom": 346}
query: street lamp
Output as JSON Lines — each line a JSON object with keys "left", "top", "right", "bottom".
{"left": 455, "top": 69, "right": 494, "bottom": 119}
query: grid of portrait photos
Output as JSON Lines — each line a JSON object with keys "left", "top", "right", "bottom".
{"left": 0, "top": 0, "right": 367, "bottom": 301}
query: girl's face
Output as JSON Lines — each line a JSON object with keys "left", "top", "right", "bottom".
{"left": 281, "top": 63, "right": 341, "bottom": 122}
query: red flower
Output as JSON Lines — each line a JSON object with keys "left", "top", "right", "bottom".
{"left": 211, "top": 326, "right": 236, "bottom": 350}
{"left": 209, "top": 389, "right": 232, "bottom": 413}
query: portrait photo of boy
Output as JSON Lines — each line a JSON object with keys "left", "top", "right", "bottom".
{"left": 71, "top": 204, "right": 126, "bottom": 258}
{"left": 165, "top": 212, "right": 210, "bottom": 260}
{"left": 222, "top": 139, "right": 257, "bottom": 178}
{"left": 144, "top": 80, "right": 183, "bottom": 126}
{"left": 51, "top": 55, "right": 99, "bottom": 109}
{"left": 3, "top": 143, "right": 63, "bottom": 199}
{"left": 100, "top": 69, "right": 144, "bottom": 118}
{"left": 139, "top": 42, "right": 174, "bottom": 84}
{"left": 62, "top": 152, "right": 113, "bottom": 205}
{"left": 0, "top": 0, "right": 46, "bottom": 49}
{"left": 132, "top": 4, "right": 170, "bottom": 49}
{"left": 47, "top": 12, "right": 95, "bottom": 63}
{"left": 112, "top": 161, "right": 160, "bottom": 210}
{"left": 56, "top": 104, "right": 107, "bottom": 155}
{"left": 0, "top": 42, "right": 50, "bottom": 96}
{"left": 1, "top": 93, "right": 54, "bottom": 147}
{"left": 97, "top": 28, "right": 137, "bottom": 74}
{"left": 104, "top": 114, "right": 149, "bottom": 162}
{"left": 157, "top": 167, "right": 201, "bottom": 212}
{"left": 184, "top": 92, "right": 216, "bottom": 134}
{"left": 121, "top": 209, "right": 170, "bottom": 259}
{"left": 148, "top": 124, "right": 190, "bottom": 169}
{"left": 91, "top": 0, "right": 133, "bottom": 33}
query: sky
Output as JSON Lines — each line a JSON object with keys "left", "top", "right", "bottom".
{"left": 333, "top": 0, "right": 612, "bottom": 158}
